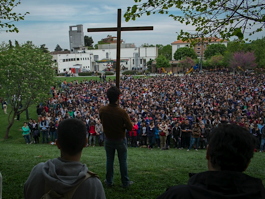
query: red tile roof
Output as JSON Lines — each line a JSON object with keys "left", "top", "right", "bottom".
{"left": 171, "top": 37, "right": 228, "bottom": 44}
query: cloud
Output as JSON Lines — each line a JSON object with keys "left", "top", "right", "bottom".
{"left": 1, "top": 0, "right": 264, "bottom": 51}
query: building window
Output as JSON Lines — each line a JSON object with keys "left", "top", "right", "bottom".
{"left": 77, "top": 58, "right": 79, "bottom": 61}
{"left": 106, "top": 52, "right": 109, "bottom": 59}
{"left": 204, "top": 44, "right": 206, "bottom": 48}
{"left": 140, "top": 59, "right": 142, "bottom": 64}
{"left": 197, "top": 52, "right": 200, "bottom": 54}
{"left": 63, "top": 59, "right": 65, "bottom": 62}
{"left": 177, "top": 45, "right": 180, "bottom": 49}
{"left": 126, "top": 62, "right": 128, "bottom": 65}
{"left": 94, "top": 55, "right": 99, "bottom": 61}
{"left": 197, "top": 44, "right": 201, "bottom": 46}
{"left": 133, "top": 59, "right": 134, "bottom": 65}
{"left": 197, "top": 48, "right": 201, "bottom": 50}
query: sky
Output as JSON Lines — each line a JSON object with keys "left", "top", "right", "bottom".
{"left": 1, "top": 0, "right": 264, "bottom": 51}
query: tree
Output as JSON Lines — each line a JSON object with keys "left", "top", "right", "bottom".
{"left": 204, "top": 44, "right": 227, "bottom": 59}
{"left": 40, "top": 44, "right": 49, "bottom": 53}
{"left": 155, "top": 55, "right": 170, "bottom": 68}
{"left": 159, "top": 44, "right": 172, "bottom": 60}
{"left": 251, "top": 37, "right": 265, "bottom": 68}
{"left": 141, "top": 43, "right": 155, "bottom": 47}
{"left": 229, "top": 51, "right": 257, "bottom": 71}
{"left": 174, "top": 47, "right": 197, "bottom": 60}
{"left": 54, "top": 44, "right": 62, "bottom": 51}
{"left": 179, "top": 57, "right": 195, "bottom": 70}
{"left": 124, "top": 0, "right": 265, "bottom": 42}
{"left": 0, "top": 42, "right": 55, "bottom": 139}
{"left": 84, "top": 36, "right": 94, "bottom": 48}
{"left": 209, "top": 55, "right": 224, "bottom": 69}
{"left": 0, "top": 0, "right": 29, "bottom": 32}
{"left": 147, "top": 59, "right": 154, "bottom": 71}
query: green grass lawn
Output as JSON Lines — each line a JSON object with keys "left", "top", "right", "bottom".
{"left": 0, "top": 78, "right": 265, "bottom": 198}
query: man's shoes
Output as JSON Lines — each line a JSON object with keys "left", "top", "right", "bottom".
{"left": 121, "top": 181, "right": 134, "bottom": 188}
{"left": 104, "top": 179, "right": 113, "bottom": 187}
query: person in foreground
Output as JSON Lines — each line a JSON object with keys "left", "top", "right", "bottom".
{"left": 157, "top": 124, "right": 265, "bottom": 199}
{"left": 24, "top": 118, "right": 106, "bottom": 199}
{"left": 99, "top": 86, "right": 133, "bottom": 188}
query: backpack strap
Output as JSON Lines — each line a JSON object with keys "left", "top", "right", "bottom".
{"left": 44, "top": 171, "right": 99, "bottom": 199}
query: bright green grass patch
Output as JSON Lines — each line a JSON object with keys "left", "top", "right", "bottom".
{"left": 0, "top": 143, "right": 265, "bottom": 199}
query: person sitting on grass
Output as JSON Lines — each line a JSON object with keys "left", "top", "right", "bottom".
{"left": 24, "top": 118, "right": 106, "bottom": 199}
{"left": 22, "top": 122, "right": 31, "bottom": 144}
{"left": 157, "top": 124, "right": 265, "bottom": 199}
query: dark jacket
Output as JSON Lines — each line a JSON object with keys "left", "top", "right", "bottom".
{"left": 157, "top": 171, "right": 265, "bottom": 199}
{"left": 99, "top": 104, "right": 133, "bottom": 140}
{"left": 147, "top": 126, "right": 155, "bottom": 137}
{"left": 172, "top": 126, "right": 181, "bottom": 138}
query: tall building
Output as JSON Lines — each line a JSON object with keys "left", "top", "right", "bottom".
{"left": 69, "top": 25, "right": 84, "bottom": 52}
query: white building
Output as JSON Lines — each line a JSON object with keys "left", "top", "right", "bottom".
{"left": 171, "top": 38, "right": 228, "bottom": 60}
{"left": 53, "top": 47, "right": 158, "bottom": 73}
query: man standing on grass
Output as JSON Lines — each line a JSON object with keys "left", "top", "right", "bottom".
{"left": 99, "top": 86, "right": 133, "bottom": 188}
{"left": 24, "top": 118, "right": 105, "bottom": 199}
{"left": 157, "top": 124, "right": 265, "bottom": 199}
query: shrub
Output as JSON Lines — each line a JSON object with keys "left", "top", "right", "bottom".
{"left": 105, "top": 72, "right": 114, "bottom": 75}
{"left": 79, "top": 72, "right": 92, "bottom": 76}
{"left": 122, "top": 70, "right": 135, "bottom": 75}
{"left": 57, "top": 73, "right": 65, "bottom": 76}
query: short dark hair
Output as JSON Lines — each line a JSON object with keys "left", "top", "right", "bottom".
{"left": 107, "top": 86, "right": 120, "bottom": 104}
{"left": 57, "top": 119, "right": 86, "bottom": 156}
{"left": 209, "top": 124, "right": 256, "bottom": 172}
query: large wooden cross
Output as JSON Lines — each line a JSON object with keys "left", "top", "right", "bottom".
{"left": 87, "top": 9, "right": 153, "bottom": 88}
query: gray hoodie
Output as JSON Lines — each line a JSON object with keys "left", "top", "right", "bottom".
{"left": 24, "top": 157, "right": 106, "bottom": 199}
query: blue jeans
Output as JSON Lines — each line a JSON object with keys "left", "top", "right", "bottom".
{"left": 189, "top": 137, "right": 200, "bottom": 150}
{"left": 50, "top": 131, "right": 56, "bottom": 142}
{"left": 42, "top": 130, "right": 49, "bottom": 143}
{"left": 24, "top": 134, "right": 31, "bottom": 144}
{"left": 260, "top": 138, "right": 265, "bottom": 151}
{"left": 105, "top": 138, "right": 129, "bottom": 186}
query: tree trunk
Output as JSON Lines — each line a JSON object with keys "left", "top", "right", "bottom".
{"left": 4, "top": 111, "right": 16, "bottom": 139}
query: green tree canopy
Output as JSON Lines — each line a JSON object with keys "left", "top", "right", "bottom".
{"left": 209, "top": 55, "right": 224, "bottom": 68}
{"left": 40, "top": 44, "right": 49, "bottom": 53}
{"left": 0, "top": 0, "right": 29, "bottom": 32}
{"left": 124, "top": 0, "right": 265, "bottom": 42}
{"left": 204, "top": 44, "right": 227, "bottom": 59}
{"left": 174, "top": 47, "right": 197, "bottom": 60}
{"left": 251, "top": 37, "right": 265, "bottom": 68}
{"left": 84, "top": 35, "right": 94, "bottom": 48}
{"left": 141, "top": 43, "right": 155, "bottom": 47}
{"left": 0, "top": 42, "right": 55, "bottom": 139}
{"left": 155, "top": 55, "right": 170, "bottom": 68}
{"left": 147, "top": 59, "right": 154, "bottom": 71}
{"left": 54, "top": 44, "right": 62, "bottom": 51}
{"left": 159, "top": 44, "right": 172, "bottom": 60}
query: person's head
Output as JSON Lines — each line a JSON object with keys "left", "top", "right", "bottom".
{"left": 24, "top": 122, "right": 27, "bottom": 126}
{"left": 57, "top": 119, "right": 87, "bottom": 157}
{"left": 207, "top": 124, "right": 256, "bottom": 172}
{"left": 107, "top": 86, "right": 121, "bottom": 104}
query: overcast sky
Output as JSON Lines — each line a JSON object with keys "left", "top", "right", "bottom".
{"left": 1, "top": 0, "right": 264, "bottom": 51}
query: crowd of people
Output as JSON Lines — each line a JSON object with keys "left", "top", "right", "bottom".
{"left": 21, "top": 72, "right": 265, "bottom": 152}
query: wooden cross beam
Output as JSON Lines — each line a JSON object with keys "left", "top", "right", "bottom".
{"left": 87, "top": 9, "right": 153, "bottom": 88}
